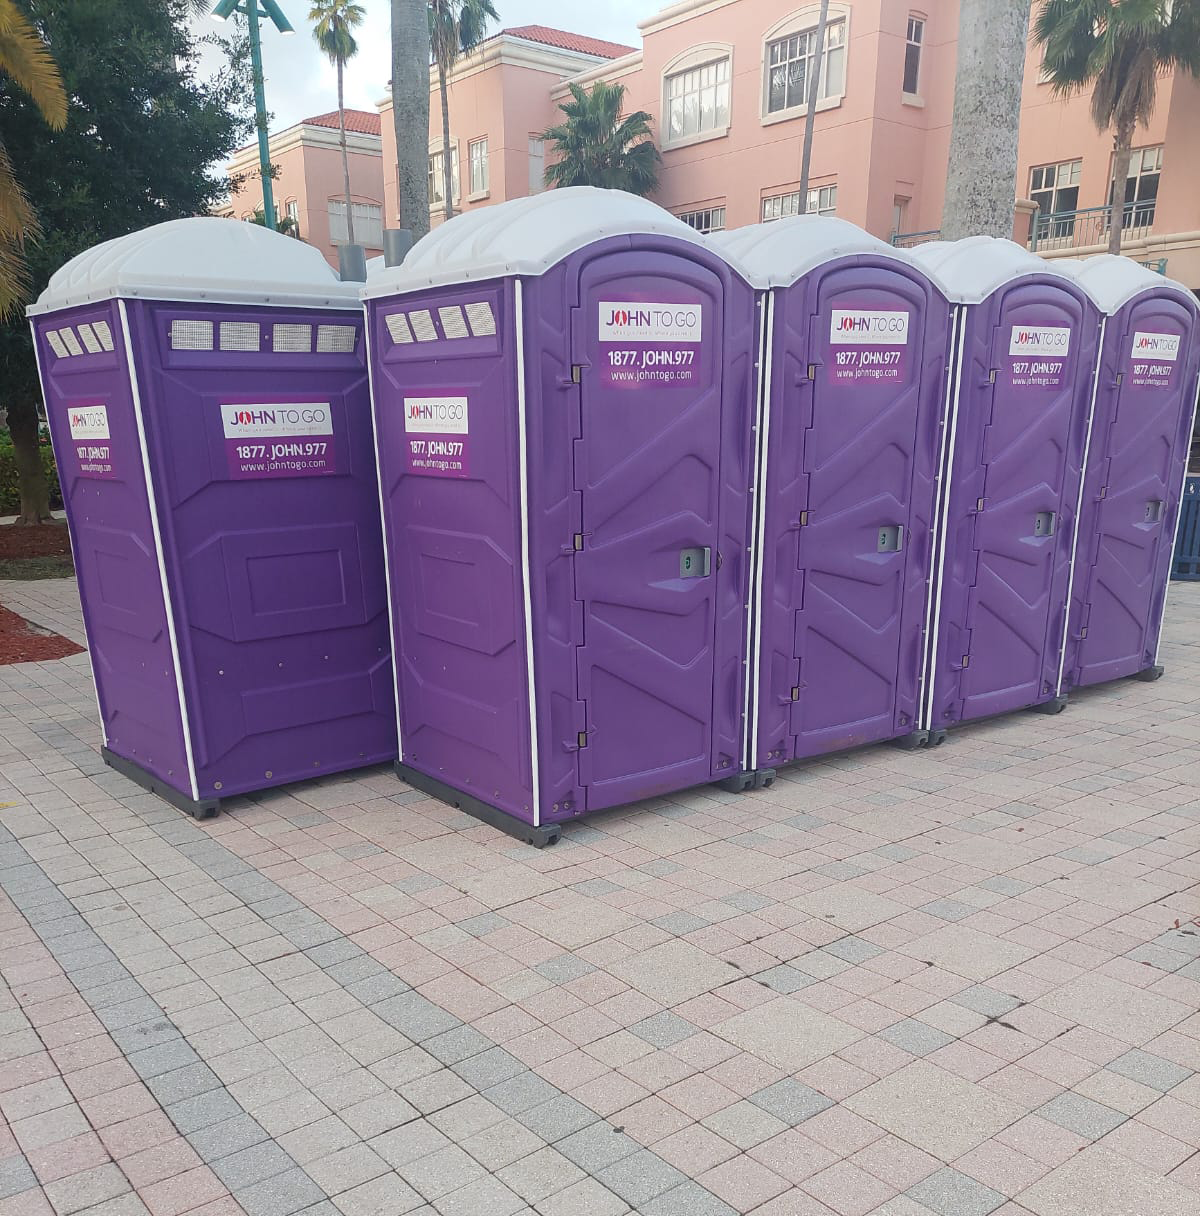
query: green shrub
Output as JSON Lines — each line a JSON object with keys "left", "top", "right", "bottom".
{"left": 0, "top": 429, "right": 63, "bottom": 516}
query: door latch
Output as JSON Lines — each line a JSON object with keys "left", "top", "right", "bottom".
{"left": 679, "top": 546, "right": 712, "bottom": 578}
{"left": 1145, "top": 499, "right": 1165, "bottom": 522}
{"left": 1034, "top": 511, "right": 1056, "bottom": 537}
{"left": 877, "top": 525, "right": 904, "bottom": 553}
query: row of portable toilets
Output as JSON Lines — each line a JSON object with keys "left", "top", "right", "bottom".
{"left": 30, "top": 189, "right": 1200, "bottom": 845}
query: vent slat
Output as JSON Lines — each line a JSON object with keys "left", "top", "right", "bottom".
{"left": 409, "top": 310, "right": 437, "bottom": 342}
{"left": 220, "top": 321, "right": 260, "bottom": 351}
{"left": 92, "top": 320, "right": 115, "bottom": 351}
{"left": 170, "top": 319, "right": 214, "bottom": 350}
{"left": 317, "top": 324, "right": 357, "bottom": 353}
{"left": 273, "top": 323, "right": 313, "bottom": 353}
{"left": 439, "top": 305, "right": 469, "bottom": 339}
{"left": 385, "top": 313, "right": 414, "bottom": 345}
{"left": 46, "top": 331, "right": 68, "bottom": 358}
{"left": 465, "top": 301, "right": 496, "bottom": 337}
{"left": 77, "top": 323, "right": 103, "bottom": 354}
{"left": 60, "top": 328, "right": 84, "bottom": 356}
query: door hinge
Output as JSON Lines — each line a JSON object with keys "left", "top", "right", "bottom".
{"left": 988, "top": 369, "right": 997, "bottom": 384}
{"left": 790, "top": 686, "right": 800, "bottom": 701}
{"left": 573, "top": 532, "right": 585, "bottom": 551}
{"left": 571, "top": 364, "right": 583, "bottom": 383}
{"left": 975, "top": 497, "right": 986, "bottom": 513}
{"left": 576, "top": 730, "right": 588, "bottom": 749}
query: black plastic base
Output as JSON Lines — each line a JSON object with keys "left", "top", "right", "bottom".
{"left": 1135, "top": 664, "right": 1165, "bottom": 682}
{"left": 892, "top": 730, "right": 929, "bottom": 751}
{"left": 102, "top": 748, "right": 220, "bottom": 820}
{"left": 720, "top": 768, "right": 776, "bottom": 793}
{"left": 926, "top": 728, "right": 948, "bottom": 747}
{"left": 1029, "top": 695, "right": 1068, "bottom": 716}
{"left": 395, "top": 763, "right": 562, "bottom": 847}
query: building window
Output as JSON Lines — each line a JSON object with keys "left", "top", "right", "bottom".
{"left": 903, "top": 16, "right": 924, "bottom": 95}
{"left": 677, "top": 206, "right": 726, "bottom": 233}
{"left": 1113, "top": 145, "right": 1162, "bottom": 231}
{"left": 428, "top": 146, "right": 460, "bottom": 206}
{"left": 328, "top": 200, "right": 384, "bottom": 247}
{"left": 666, "top": 57, "right": 731, "bottom": 144}
{"left": 285, "top": 199, "right": 300, "bottom": 236}
{"left": 765, "top": 18, "right": 846, "bottom": 115}
{"left": 762, "top": 184, "right": 837, "bottom": 221}
{"left": 468, "top": 138, "right": 489, "bottom": 197}
{"left": 528, "top": 137, "right": 545, "bottom": 194}
{"left": 1030, "top": 159, "right": 1081, "bottom": 241}
{"left": 1030, "top": 159, "right": 1081, "bottom": 218}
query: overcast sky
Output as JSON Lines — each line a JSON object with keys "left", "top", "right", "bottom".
{"left": 194, "top": 0, "right": 658, "bottom": 141}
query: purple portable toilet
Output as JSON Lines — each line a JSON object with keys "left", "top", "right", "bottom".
{"left": 713, "top": 218, "right": 952, "bottom": 778}
{"left": 1055, "top": 255, "right": 1200, "bottom": 692}
{"left": 363, "top": 188, "right": 758, "bottom": 845}
{"left": 913, "top": 238, "right": 1102, "bottom": 736}
{"left": 28, "top": 218, "right": 395, "bottom": 818}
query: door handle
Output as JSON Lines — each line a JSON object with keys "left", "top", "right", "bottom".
{"left": 679, "top": 546, "right": 712, "bottom": 578}
{"left": 1145, "top": 499, "right": 1165, "bottom": 523}
{"left": 1034, "top": 511, "right": 1056, "bottom": 537}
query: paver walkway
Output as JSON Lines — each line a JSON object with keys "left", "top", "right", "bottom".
{"left": 2, "top": 575, "right": 1200, "bottom": 1216}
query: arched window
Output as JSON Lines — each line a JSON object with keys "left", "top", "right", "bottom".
{"left": 761, "top": 4, "right": 850, "bottom": 124}
{"left": 661, "top": 43, "right": 734, "bottom": 150}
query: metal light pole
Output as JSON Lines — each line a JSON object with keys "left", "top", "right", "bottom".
{"left": 212, "top": 0, "right": 294, "bottom": 231}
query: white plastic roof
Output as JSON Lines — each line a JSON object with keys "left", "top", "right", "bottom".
{"left": 1053, "top": 253, "right": 1193, "bottom": 316}
{"left": 911, "top": 235, "right": 1074, "bottom": 304}
{"left": 712, "top": 216, "right": 923, "bottom": 289}
{"left": 30, "top": 217, "right": 360, "bottom": 315}
{"left": 362, "top": 186, "right": 709, "bottom": 298}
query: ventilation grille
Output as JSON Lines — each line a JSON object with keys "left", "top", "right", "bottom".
{"left": 60, "top": 328, "right": 83, "bottom": 356}
{"left": 77, "top": 323, "right": 103, "bottom": 354}
{"left": 386, "top": 313, "right": 414, "bottom": 344}
{"left": 92, "top": 320, "right": 115, "bottom": 351}
{"left": 220, "top": 321, "right": 260, "bottom": 351}
{"left": 465, "top": 301, "right": 496, "bottom": 337}
{"left": 317, "top": 324, "right": 356, "bottom": 353}
{"left": 171, "top": 319, "right": 214, "bottom": 350}
{"left": 409, "top": 310, "right": 437, "bottom": 342}
{"left": 273, "top": 323, "right": 313, "bottom": 353}
{"left": 383, "top": 300, "right": 498, "bottom": 346}
{"left": 46, "top": 331, "right": 68, "bottom": 358}
{"left": 439, "top": 305, "right": 469, "bottom": 339}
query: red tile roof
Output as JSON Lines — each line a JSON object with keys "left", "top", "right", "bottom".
{"left": 302, "top": 109, "right": 382, "bottom": 136}
{"left": 502, "top": 25, "right": 635, "bottom": 60}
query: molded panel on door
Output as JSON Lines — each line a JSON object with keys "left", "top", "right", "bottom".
{"left": 1071, "top": 297, "right": 1198, "bottom": 688}
{"left": 572, "top": 251, "right": 723, "bottom": 810}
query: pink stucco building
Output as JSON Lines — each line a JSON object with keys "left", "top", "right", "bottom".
{"left": 365, "top": 3, "right": 1200, "bottom": 288}
{"left": 216, "top": 109, "right": 385, "bottom": 268}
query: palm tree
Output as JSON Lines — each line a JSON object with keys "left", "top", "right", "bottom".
{"left": 429, "top": 0, "right": 497, "bottom": 222}
{"left": 391, "top": 0, "right": 430, "bottom": 240}
{"left": 541, "top": 81, "right": 661, "bottom": 196}
{"left": 1034, "top": 0, "right": 1200, "bottom": 255}
{"left": 250, "top": 207, "right": 301, "bottom": 237}
{"left": 310, "top": 0, "right": 365, "bottom": 246}
{"left": 0, "top": 0, "right": 67, "bottom": 318}
{"left": 941, "top": 0, "right": 1032, "bottom": 239}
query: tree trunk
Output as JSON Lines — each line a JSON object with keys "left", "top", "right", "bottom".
{"left": 338, "top": 61, "right": 356, "bottom": 246}
{"left": 1108, "top": 122, "right": 1135, "bottom": 256}
{"left": 8, "top": 402, "right": 52, "bottom": 526}
{"left": 799, "top": 0, "right": 831, "bottom": 210}
{"left": 390, "top": 0, "right": 431, "bottom": 241}
{"left": 942, "top": 0, "right": 1033, "bottom": 240}
{"left": 438, "top": 61, "right": 454, "bottom": 223}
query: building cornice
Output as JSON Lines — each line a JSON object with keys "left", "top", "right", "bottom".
{"left": 376, "top": 33, "right": 613, "bottom": 114}
{"left": 555, "top": 51, "right": 644, "bottom": 95}
{"left": 639, "top": 0, "right": 739, "bottom": 36}
{"left": 227, "top": 122, "right": 382, "bottom": 173}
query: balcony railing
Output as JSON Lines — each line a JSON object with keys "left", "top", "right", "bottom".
{"left": 1029, "top": 202, "right": 1156, "bottom": 252}
{"left": 891, "top": 228, "right": 942, "bottom": 249}
{"left": 1138, "top": 257, "right": 1169, "bottom": 276}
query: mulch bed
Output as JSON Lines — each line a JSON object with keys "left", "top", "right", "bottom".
{"left": 0, "top": 604, "right": 84, "bottom": 665}
{"left": 0, "top": 522, "right": 72, "bottom": 559}
{"left": 0, "top": 523, "right": 75, "bottom": 580}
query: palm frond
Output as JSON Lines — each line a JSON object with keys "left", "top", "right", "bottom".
{"left": 0, "top": 0, "right": 67, "bottom": 128}
{"left": 0, "top": 135, "right": 37, "bottom": 318}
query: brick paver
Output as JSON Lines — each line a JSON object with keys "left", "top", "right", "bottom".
{"left": 2, "top": 575, "right": 1200, "bottom": 1216}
